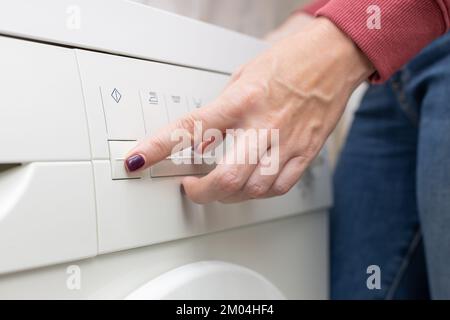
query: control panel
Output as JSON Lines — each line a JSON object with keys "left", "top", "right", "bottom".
{"left": 76, "top": 49, "right": 332, "bottom": 254}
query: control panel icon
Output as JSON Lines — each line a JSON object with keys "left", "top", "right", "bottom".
{"left": 148, "top": 91, "right": 159, "bottom": 105}
{"left": 192, "top": 97, "right": 202, "bottom": 108}
{"left": 171, "top": 95, "right": 181, "bottom": 104}
{"left": 111, "top": 88, "right": 122, "bottom": 103}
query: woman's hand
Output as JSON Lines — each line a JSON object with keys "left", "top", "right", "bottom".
{"left": 125, "top": 17, "right": 374, "bottom": 204}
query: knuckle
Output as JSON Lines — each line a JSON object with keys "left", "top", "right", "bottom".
{"left": 224, "top": 83, "right": 266, "bottom": 119}
{"left": 176, "top": 112, "right": 203, "bottom": 136}
{"left": 230, "top": 82, "right": 266, "bottom": 109}
{"left": 296, "top": 132, "right": 323, "bottom": 161}
{"left": 176, "top": 115, "right": 197, "bottom": 133}
{"left": 304, "top": 139, "right": 321, "bottom": 159}
{"left": 290, "top": 155, "right": 308, "bottom": 168}
{"left": 245, "top": 183, "right": 268, "bottom": 198}
{"left": 149, "top": 136, "right": 170, "bottom": 158}
{"left": 216, "top": 169, "right": 242, "bottom": 193}
{"left": 294, "top": 140, "right": 316, "bottom": 162}
{"left": 272, "top": 183, "right": 292, "bottom": 196}
{"left": 264, "top": 114, "right": 283, "bottom": 131}
{"left": 240, "top": 83, "right": 266, "bottom": 106}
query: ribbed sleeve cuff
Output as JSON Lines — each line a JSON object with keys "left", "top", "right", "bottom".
{"left": 316, "top": 0, "right": 447, "bottom": 82}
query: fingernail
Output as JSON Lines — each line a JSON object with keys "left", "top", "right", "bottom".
{"left": 126, "top": 154, "right": 145, "bottom": 172}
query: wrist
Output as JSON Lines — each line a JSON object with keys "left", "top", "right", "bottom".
{"left": 309, "top": 17, "right": 374, "bottom": 86}
{"left": 285, "top": 12, "right": 315, "bottom": 27}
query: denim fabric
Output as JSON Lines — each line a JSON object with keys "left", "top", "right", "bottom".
{"left": 331, "top": 31, "right": 450, "bottom": 299}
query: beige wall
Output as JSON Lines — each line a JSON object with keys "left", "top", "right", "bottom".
{"left": 132, "top": 0, "right": 310, "bottom": 38}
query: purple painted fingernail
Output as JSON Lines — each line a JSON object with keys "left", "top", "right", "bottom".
{"left": 126, "top": 154, "right": 145, "bottom": 172}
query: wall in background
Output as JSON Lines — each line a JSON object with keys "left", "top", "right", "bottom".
{"left": 132, "top": 0, "right": 309, "bottom": 38}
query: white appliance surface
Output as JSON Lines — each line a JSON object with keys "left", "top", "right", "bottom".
{"left": 0, "top": 0, "right": 332, "bottom": 299}
{"left": 0, "top": 212, "right": 329, "bottom": 300}
{"left": 125, "top": 261, "right": 287, "bottom": 300}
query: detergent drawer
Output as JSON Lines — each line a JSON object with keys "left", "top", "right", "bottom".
{"left": 76, "top": 49, "right": 333, "bottom": 254}
{"left": 0, "top": 36, "right": 91, "bottom": 163}
{"left": 0, "top": 36, "right": 97, "bottom": 274}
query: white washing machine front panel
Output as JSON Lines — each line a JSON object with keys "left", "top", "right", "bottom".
{"left": 0, "top": 212, "right": 329, "bottom": 299}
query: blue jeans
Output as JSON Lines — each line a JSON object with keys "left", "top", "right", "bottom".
{"left": 331, "top": 31, "right": 450, "bottom": 299}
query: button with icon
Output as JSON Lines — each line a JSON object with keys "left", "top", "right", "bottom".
{"left": 101, "top": 86, "right": 145, "bottom": 140}
{"left": 166, "top": 94, "right": 189, "bottom": 122}
{"left": 139, "top": 89, "right": 169, "bottom": 135}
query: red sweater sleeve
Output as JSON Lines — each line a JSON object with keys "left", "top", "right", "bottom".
{"left": 298, "top": 0, "right": 450, "bottom": 83}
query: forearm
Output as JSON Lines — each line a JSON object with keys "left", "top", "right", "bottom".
{"left": 297, "top": 0, "right": 450, "bottom": 82}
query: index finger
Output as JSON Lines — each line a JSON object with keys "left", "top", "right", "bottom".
{"left": 125, "top": 96, "right": 234, "bottom": 172}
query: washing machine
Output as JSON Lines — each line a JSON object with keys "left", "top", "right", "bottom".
{"left": 0, "top": 0, "right": 332, "bottom": 299}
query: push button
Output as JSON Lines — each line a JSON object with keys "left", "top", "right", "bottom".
{"left": 139, "top": 90, "right": 169, "bottom": 135}
{"left": 101, "top": 87, "right": 145, "bottom": 140}
{"left": 108, "top": 140, "right": 146, "bottom": 180}
{"left": 166, "top": 94, "right": 189, "bottom": 122}
{"left": 151, "top": 159, "right": 215, "bottom": 178}
{"left": 151, "top": 150, "right": 215, "bottom": 178}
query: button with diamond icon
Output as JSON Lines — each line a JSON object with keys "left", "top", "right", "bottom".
{"left": 111, "top": 88, "right": 122, "bottom": 103}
